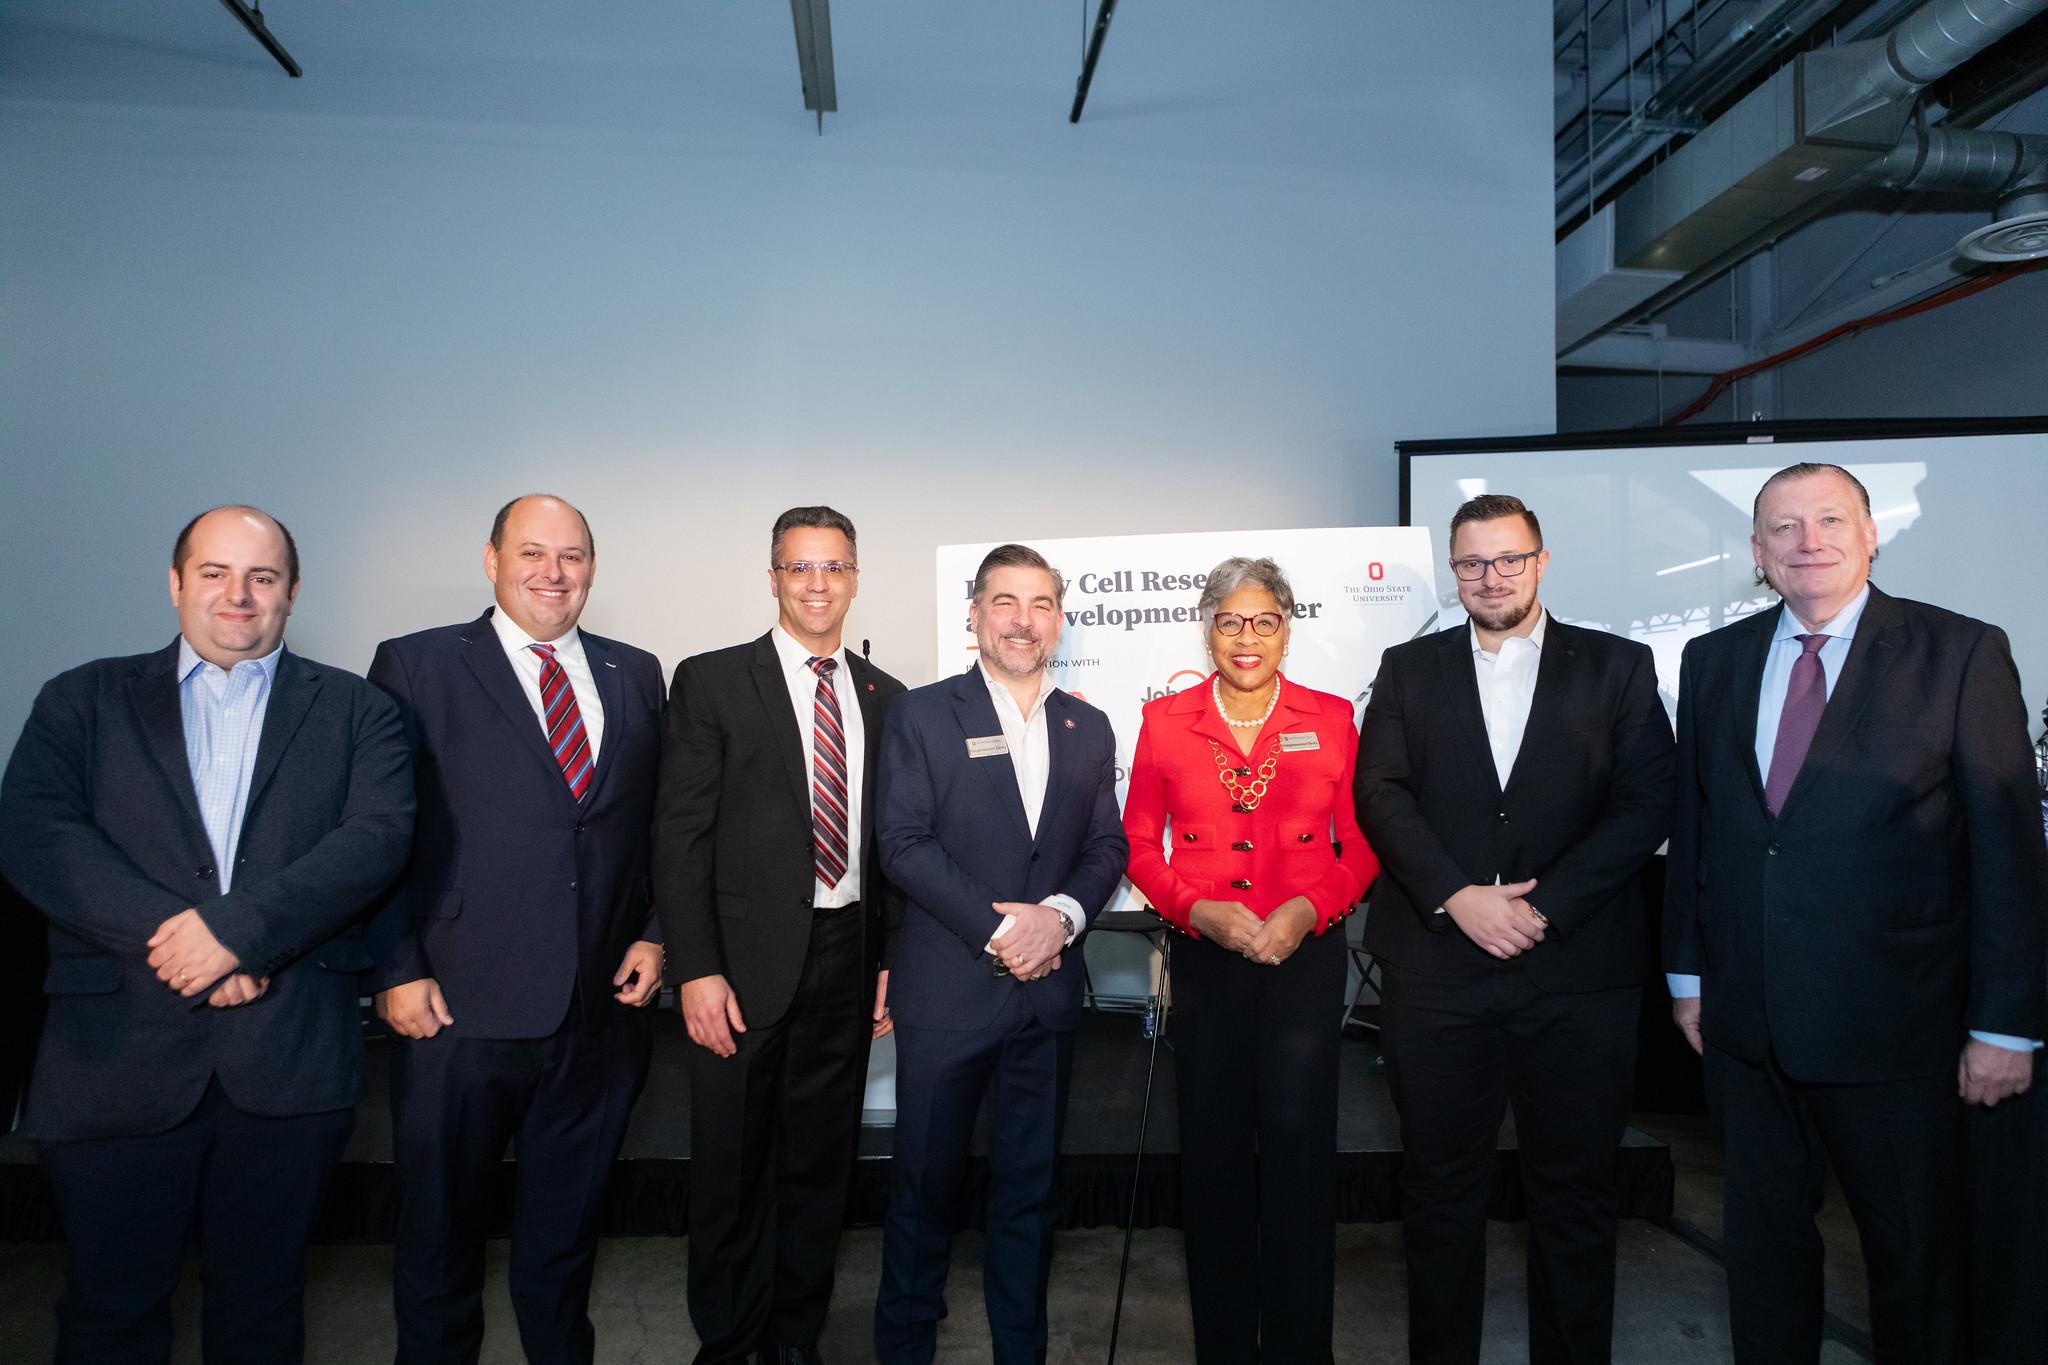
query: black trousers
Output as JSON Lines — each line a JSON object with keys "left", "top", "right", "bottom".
{"left": 1969, "top": 1051, "right": 2047, "bottom": 1365}
{"left": 875, "top": 989, "right": 1074, "bottom": 1365}
{"left": 686, "top": 904, "right": 870, "bottom": 1364}
{"left": 39, "top": 1077, "right": 354, "bottom": 1365}
{"left": 1379, "top": 965, "right": 1638, "bottom": 1365}
{"left": 388, "top": 1000, "right": 651, "bottom": 1365}
{"left": 1704, "top": 1043, "right": 1965, "bottom": 1365}
{"left": 1171, "top": 925, "right": 1344, "bottom": 1365}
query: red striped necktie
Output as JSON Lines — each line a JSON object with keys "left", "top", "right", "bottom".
{"left": 808, "top": 656, "right": 850, "bottom": 888}
{"left": 530, "top": 643, "right": 593, "bottom": 802}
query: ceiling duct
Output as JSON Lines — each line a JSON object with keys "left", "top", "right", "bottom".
{"left": 1557, "top": 0, "right": 2048, "bottom": 350}
{"left": 1873, "top": 125, "right": 2048, "bottom": 260}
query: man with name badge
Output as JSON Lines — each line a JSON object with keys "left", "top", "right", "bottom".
{"left": 871, "top": 543, "right": 1128, "bottom": 1365}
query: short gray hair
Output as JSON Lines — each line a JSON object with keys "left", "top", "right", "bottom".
{"left": 1197, "top": 557, "right": 1295, "bottom": 625}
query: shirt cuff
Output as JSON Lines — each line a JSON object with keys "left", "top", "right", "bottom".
{"left": 984, "top": 896, "right": 1088, "bottom": 952}
{"left": 1970, "top": 1030, "right": 2046, "bottom": 1052}
{"left": 1666, "top": 973, "right": 1701, "bottom": 999}
{"left": 1041, "top": 894, "right": 1086, "bottom": 946}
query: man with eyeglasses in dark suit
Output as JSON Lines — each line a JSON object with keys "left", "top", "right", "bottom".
{"left": 1356, "top": 494, "right": 1675, "bottom": 1365}
{"left": 653, "top": 507, "right": 906, "bottom": 1365}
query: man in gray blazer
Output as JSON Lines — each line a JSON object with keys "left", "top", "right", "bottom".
{"left": 0, "top": 504, "right": 415, "bottom": 1365}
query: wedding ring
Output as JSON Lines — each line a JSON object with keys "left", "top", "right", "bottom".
{"left": 1267, "top": 955, "right": 1281, "bottom": 965}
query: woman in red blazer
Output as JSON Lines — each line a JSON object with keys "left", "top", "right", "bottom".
{"left": 1123, "top": 556, "right": 1379, "bottom": 1365}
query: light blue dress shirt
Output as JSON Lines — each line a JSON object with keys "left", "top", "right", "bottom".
{"left": 1668, "top": 587, "right": 2039, "bottom": 1052}
{"left": 178, "top": 639, "right": 281, "bottom": 896}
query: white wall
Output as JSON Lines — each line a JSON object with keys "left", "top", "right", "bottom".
{"left": 0, "top": 1, "right": 1554, "bottom": 743}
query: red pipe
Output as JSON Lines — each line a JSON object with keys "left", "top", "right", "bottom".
{"left": 1664, "top": 260, "right": 2044, "bottom": 426}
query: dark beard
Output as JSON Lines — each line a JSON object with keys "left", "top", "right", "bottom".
{"left": 1468, "top": 596, "right": 1534, "bottom": 634}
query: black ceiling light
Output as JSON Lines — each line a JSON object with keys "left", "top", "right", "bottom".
{"left": 790, "top": 0, "right": 837, "bottom": 133}
{"left": 216, "top": 0, "right": 301, "bottom": 78}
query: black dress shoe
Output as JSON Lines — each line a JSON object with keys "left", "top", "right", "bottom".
{"left": 755, "top": 1348, "right": 824, "bottom": 1365}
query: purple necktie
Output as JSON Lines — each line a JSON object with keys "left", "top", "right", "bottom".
{"left": 1763, "top": 633, "right": 1828, "bottom": 817}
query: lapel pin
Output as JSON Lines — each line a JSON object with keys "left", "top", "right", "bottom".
{"left": 1064, "top": 717, "right": 1076, "bottom": 729}
{"left": 867, "top": 682, "right": 876, "bottom": 692}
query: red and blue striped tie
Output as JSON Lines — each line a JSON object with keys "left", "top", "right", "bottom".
{"left": 530, "top": 643, "right": 593, "bottom": 801}
{"left": 808, "top": 656, "right": 850, "bottom": 888}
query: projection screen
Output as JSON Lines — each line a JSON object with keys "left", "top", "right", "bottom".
{"left": 1399, "top": 420, "right": 2048, "bottom": 732}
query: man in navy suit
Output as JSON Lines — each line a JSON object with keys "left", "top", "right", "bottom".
{"left": 367, "top": 494, "right": 665, "bottom": 1365}
{"left": 1665, "top": 462, "right": 2045, "bottom": 1362}
{"left": 871, "top": 543, "right": 1128, "bottom": 1365}
{"left": 0, "top": 504, "right": 414, "bottom": 1364}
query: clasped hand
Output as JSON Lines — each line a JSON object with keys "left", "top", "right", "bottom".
{"left": 1444, "top": 880, "right": 1543, "bottom": 960}
{"left": 1188, "top": 895, "right": 1316, "bottom": 965}
{"left": 992, "top": 902, "right": 1067, "bottom": 980}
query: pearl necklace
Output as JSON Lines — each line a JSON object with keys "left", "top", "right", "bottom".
{"left": 1213, "top": 675, "right": 1280, "bottom": 730}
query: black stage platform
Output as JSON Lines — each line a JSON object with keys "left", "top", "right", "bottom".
{"left": 0, "top": 1010, "right": 1673, "bottom": 1243}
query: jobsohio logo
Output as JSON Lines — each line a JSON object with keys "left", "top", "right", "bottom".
{"left": 1141, "top": 669, "right": 1208, "bottom": 702}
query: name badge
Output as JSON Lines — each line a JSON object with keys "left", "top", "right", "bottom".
{"left": 1278, "top": 732, "right": 1321, "bottom": 752}
{"left": 966, "top": 735, "right": 1010, "bottom": 759}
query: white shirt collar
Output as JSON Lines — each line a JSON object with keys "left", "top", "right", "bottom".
{"left": 489, "top": 605, "right": 584, "bottom": 659}
{"left": 178, "top": 637, "right": 284, "bottom": 683}
{"left": 1773, "top": 582, "right": 1870, "bottom": 643}
{"left": 977, "top": 658, "right": 1056, "bottom": 720}
{"left": 1469, "top": 606, "right": 1548, "bottom": 658}
{"left": 771, "top": 624, "right": 847, "bottom": 675}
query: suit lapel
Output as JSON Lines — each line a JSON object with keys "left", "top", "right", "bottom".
{"left": 1726, "top": 608, "right": 1776, "bottom": 814}
{"left": 246, "top": 648, "right": 319, "bottom": 812}
{"left": 1776, "top": 587, "right": 1902, "bottom": 821}
{"left": 1501, "top": 623, "right": 1572, "bottom": 796}
{"left": 849, "top": 653, "right": 888, "bottom": 842}
{"left": 130, "top": 641, "right": 209, "bottom": 846}
{"left": 953, "top": 667, "right": 1034, "bottom": 846}
{"left": 1036, "top": 690, "right": 1080, "bottom": 848}
{"left": 577, "top": 633, "right": 628, "bottom": 808}
{"left": 1437, "top": 627, "right": 1502, "bottom": 800}
{"left": 459, "top": 611, "right": 573, "bottom": 794}
{"left": 751, "top": 633, "right": 812, "bottom": 819}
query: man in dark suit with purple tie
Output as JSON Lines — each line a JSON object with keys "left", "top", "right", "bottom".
{"left": 1664, "top": 461, "right": 2046, "bottom": 1364}
{"left": 367, "top": 493, "right": 666, "bottom": 1365}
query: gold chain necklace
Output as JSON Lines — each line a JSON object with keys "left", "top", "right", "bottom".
{"left": 1210, "top": 740, "right": 1279, "bottom": 812}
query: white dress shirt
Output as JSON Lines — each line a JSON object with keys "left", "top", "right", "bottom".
{"left": 1430, "top": 611, "right": 1547, "bottom": 918}
{"left": 1665, "top": 585, "right": 2038, "bottom": 1052}
{"left": 977, "top": 661, "right": 1086, "bottom": 948}
{"left": 178, "top": 639, "right": 282, "bottom": 895}
{"left": 1474, "top": 608, "right": 1548, "bottom": 789}
{"left": 490, "top": 607, "right": 604, "bottom": 764}
{"left": 770, "top": 626, "right": 865, "bottom": 908}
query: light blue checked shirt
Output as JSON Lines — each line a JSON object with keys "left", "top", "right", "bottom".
{"left": 178, "top": 638, "right": 282, "bottom": 896}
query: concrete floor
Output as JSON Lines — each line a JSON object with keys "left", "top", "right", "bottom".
{"left": 0, "top": 1116, "right": 1877, "bottom": 1364}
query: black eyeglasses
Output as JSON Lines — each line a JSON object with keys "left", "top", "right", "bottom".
{"left": 1212, "top": 611, "right": 1285, "bottom": 637}
{"left": 1449, "top": 550, "right": 1540, "bottom": 582}
{"left": 773, "top": 561, "right": 858, "bottom": 578}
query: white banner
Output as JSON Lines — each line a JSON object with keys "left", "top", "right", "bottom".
{"left": 932, "top": 526, "right": 1442, "bottom": 1002}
